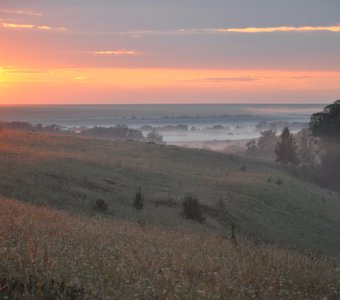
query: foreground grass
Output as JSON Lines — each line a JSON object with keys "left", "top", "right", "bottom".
{"left": 1, "top": 198, "right": 339, "bottom": 299}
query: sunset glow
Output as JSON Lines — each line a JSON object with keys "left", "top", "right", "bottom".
{"left": 0, "top": 1, "right": 340, "bottom": 104}
{"left": 1, "top": 66, "right": 339, "bottom": 104}
{"left": 0, "top": 67, "right": 6, "bottom": 86}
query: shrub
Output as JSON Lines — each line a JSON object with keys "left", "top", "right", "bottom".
{"left": 133, "top": 187, "right": 144, "bottom": 210}
{"left": 182, "top": 194, "right": 204, "bottom": 222}
{"left": 93, "top": 199, "right": 108, "bottom": 211}
{"left": 275, "top": 178, "right": 283, "bottom": 186}
{"left": 268, "top": 177, "right": 283, "bottom": 186}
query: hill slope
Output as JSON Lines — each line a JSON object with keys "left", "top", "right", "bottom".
{"left": 0, "top": 129, "right": 340, "bottom": 257}
{"left": 1, "top": 198, "right": 339, "bottom": 299}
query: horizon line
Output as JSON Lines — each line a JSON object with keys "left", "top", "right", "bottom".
{"left": 0, "top": 102, "right": 329, "bottom": 107}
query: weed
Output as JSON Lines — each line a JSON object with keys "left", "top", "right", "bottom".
{"left": 230, "top": 223, "right": 237, "bottom": 246}
{"left": 133, "top": 187, "right": 144, "bottom": 210}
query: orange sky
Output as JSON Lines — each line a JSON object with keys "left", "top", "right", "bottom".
{"left": 1, "top": 67, "right": 339, "bottom": 104}
{"left": 1, "top": 1, "right": 340, "bottom": 104}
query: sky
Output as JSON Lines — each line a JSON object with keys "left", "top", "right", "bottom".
{"left": 0, "top": 0, "right": 339, "bottom": 104}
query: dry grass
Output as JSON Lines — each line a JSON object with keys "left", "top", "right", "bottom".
{"left": 1, "top": 198, "right": 339, "bottom": 299}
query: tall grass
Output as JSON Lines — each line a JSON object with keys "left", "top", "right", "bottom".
{"left": 1, "top": 198, "right": 339, "bottom": 299}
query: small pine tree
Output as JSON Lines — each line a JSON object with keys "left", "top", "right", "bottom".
{"left": 133, "top": 187, "right": 144, "bottom": 210}
{"left": 93, "top": 199, "right": 108, "bottom": 211}
{"left": 257, "top": 130, "right": 277, "bottom": 157}
{"left": 275, "top": 127, "right": 299, "bottom": 165}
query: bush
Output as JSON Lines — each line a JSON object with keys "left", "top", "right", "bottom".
{"left": 133, "top": 187, "right": 144, "bottom": 210}
{"left": 93, "top": 199, "right": 108, "bottom": 211}
{"left": 182, "top": 194, "right": 204, "bottom": 222}
{"left": 268, "top": 177, "right": 283, "bottom": 186}
{"left": 146, "top": 130, "right": 164, "bottom": 144}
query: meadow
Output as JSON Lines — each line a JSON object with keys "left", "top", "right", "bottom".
{"left": 1, "top": 129, "right": 340, "bottom": 298}
{"left": 1, "top": 129, "right": 340, "bottom": 257}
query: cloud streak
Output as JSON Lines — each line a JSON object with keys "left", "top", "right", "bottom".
{"left": 1, "top": 9, "right": 42, "bottom": 17}
{"left": 178, "top": 76, "right": 260, "bottom": 83}
{"left": 117, "top": 23, "right": 340, "bottom": 37}
{"left": 94, "top": 50, "right": 139, "bottom": 55}
{"left": 214, "top": 24, "right": 340, "bottom": 33}
{"left": 0, "top": 22, "right": 66, "bottom": 31}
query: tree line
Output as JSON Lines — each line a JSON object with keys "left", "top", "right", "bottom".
{"left": 247, "top": 100, "right": 340, "bottom": 191}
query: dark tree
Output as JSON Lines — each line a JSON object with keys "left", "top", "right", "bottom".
{"left": 257, "top": 129, "right": 277, "bottom": 157}
{"left": 297, "top": 130, "right": 319, "bottom": 170}
{"left": 275, "top": 127, "right": 299, "bottom": 165}
{"left": 310, "top": 100, "right": 340, "bottom": 141}
{"left": 182, "top": 194, "right": 204, "bottom": 222}
{"left": 146, "top": 130, "right": 164, "bottom": 144}
{"left": 316, "top": 144, "right": 340, "bottom": 191}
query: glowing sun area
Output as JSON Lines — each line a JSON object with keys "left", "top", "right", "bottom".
{"left": 0, "top": 67, "right": 6, "bottom": 85}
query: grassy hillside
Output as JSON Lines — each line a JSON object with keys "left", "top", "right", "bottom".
{"left": 0, "top": 129, "right": 340, "bottom": 257}
{"left": 1, "top": 198, "right": 339, "bottom": 299}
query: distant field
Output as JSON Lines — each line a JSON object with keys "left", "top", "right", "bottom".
{"left": 1, "top": 198, "right": 339, "bottom": 299}
{"left": 0, "top": 129, "right": 340, "bottom": 257}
